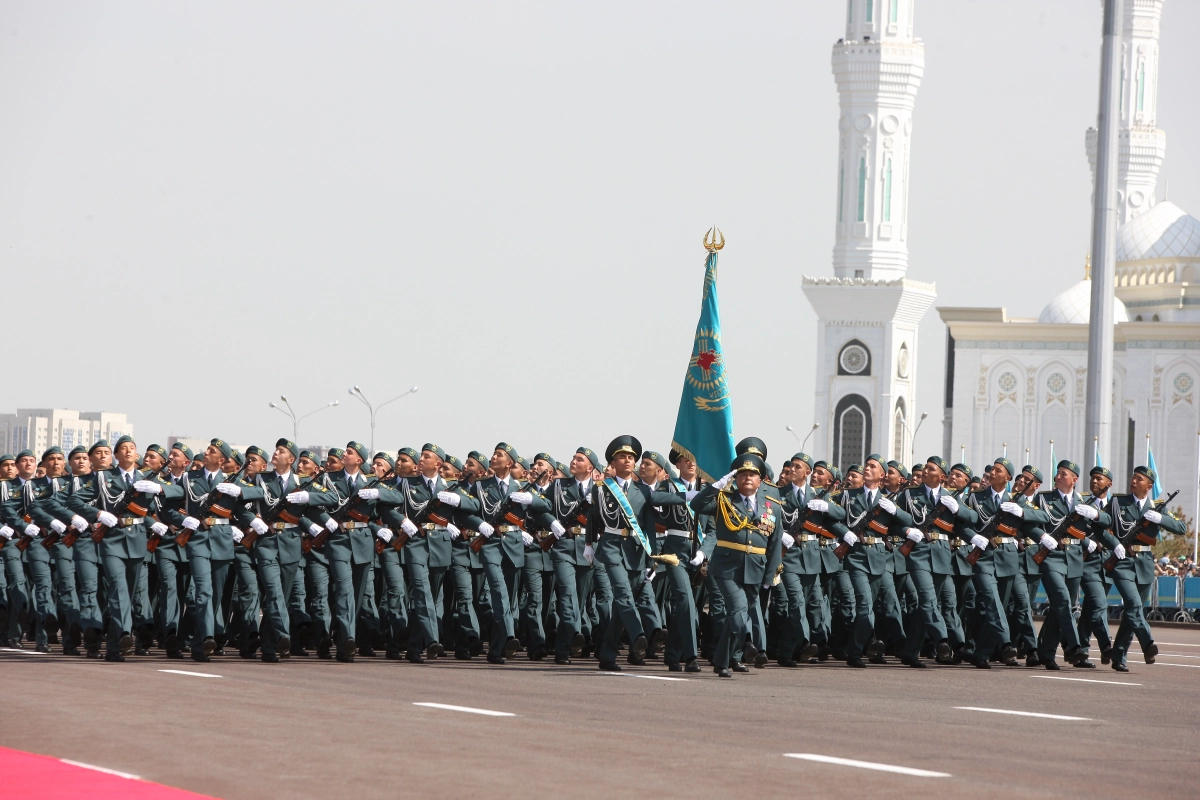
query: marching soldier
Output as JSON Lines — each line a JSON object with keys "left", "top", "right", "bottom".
{"left": 59, "top": 442, "right": 112, "bottom": 657}
{"left": 1, "top": 450, "right": 53, "bottom": 652}
{"left": 151, "top": 442, "right": 193, "bottom": 659}
{"left": 690, "top": 454, "right": 783, "bottom": 677}
{"left": 1106, "top": 465, "right": 1184, "bottom": 672}
{"left": 534, "top": 447, "right": 603, "bottom": 665}
{"left": 295, "top": 449, "right": 337, "bottom": 658}
{"left": 518, "top": 452, "right": 558, "bottom": 661}
{"left": 1077, "top": 466, "right": 1116, "bottom": 664}
{"left": 774, "top": 452, "right": 832, "bottom": 666}
{"left": 1008, "top": 466, "right": 1044, "bottom": 664}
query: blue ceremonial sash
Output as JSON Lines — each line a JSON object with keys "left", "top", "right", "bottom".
{"left": 603, "top": 477, "right": 652, "bottom": 556}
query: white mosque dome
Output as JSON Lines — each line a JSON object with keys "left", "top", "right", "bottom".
{"left": 1038, "top": 279, "right": 1129, "bottom": 324}
{"left": 1116, "top": 200, "right": 1200, "bottom": 263}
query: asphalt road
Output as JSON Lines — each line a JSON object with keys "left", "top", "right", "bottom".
{"left": 3, "top": 623, "right": 1198, "bottom": 799}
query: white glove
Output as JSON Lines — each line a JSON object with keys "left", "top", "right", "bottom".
{"left": 1086, "top": 539, "right": 1097, "bottom": 553}
{"left": 510, "top": 491, "right": 533, "bottom": 506}
{"left": 684, "top": 490, "right": 699, "bottom": 502}
{"left": 1144, "top": 509, "right": 1162, "bottom": 525}
{"left": 1114, "top": 543, "right": 1126, "bottom": 560}
{"left": 1039, "top": 534, "right": 1058, "bottom": 551}
{"left": 215, "top": 483, "right": 240, "bottom": 497}
{"left": 23, "top": 524, "right": 39, "bottom": 537}
{"left": 70, "top": 515, "right": 88, "bottom": 532}
{"left": 309, "top": 523, "right": 323, "bottom": 537}
{"left": 842, "top": 531, "right": 858, "bottom": 547}
{"left": 231, "top": 527, "right": 244, "bottom": 544}
{"left": 521, "top": 531, "right": 534, "bottom": 547}
{"left": 376, "top": 528, "right": 393, "bottom": 543}
{"left": 644, "top": 567, "right": 655, "bottom": 584}
{"left": 0, "top": 526, "right": 11, "bottom": 540}
{"left": 134, "top": 480, "right": 162, "bottom": 495}
{"left": 97, "top": 511, "right": 119, "bottom": 528}
{"left": 1074, "top": 504, "right": 1098, "bottom": 521}
{"left": 1000, "top": 501, "right": 1024, "bottom": 517}
{"left": 550, "top": 520, "right": 566, "bottom": 539}
{"left": 357, "top": 487, "right": 379, "bottom": 501}
{"left": 906, "top": 528, "right": 923, "bottom": 543}
{"left": 583, "top": 544, "right": 594, "bottom": 564}
{"left": 325, "top": 518, "right": 338, "bottom": 533}
{"left": 49, "top": 519, "right": 66, "bottom": 534}
{"left": 437, "top": 491, "right": 460, "bottom": 507}
{"left": 878, "top": 497, "right": 896, "bottom": 515}
{"left": 970, "top": 534, "right": 989, "bottom": 550}
{"left": 447, "top": 524, "right": 460, "bottom": 540}
{"left": 286, "top": 491, "right": 311, "bottom": 505}
{"left": 712, "top": 470, "right": 737, "bottom": 490}
{"left": 940, "top": 495, "right": 959, "bottom": 514}
{"left": 150, "top": 521, "right": 168, "bottom": 536}
{"left": 478, "top": 522, "right": 495, "bottom": 538}
{"left": 400, "top": 518, "right": 418, "bottom": 536}
{"left": 689, "top": 551, "right": 705, "bottom": 566}
{"left": 182, "top": 516, "right": 200, "bottom": 531}
{"left": 807, "top": 498, "right": 829, "bottom": 513}
{"left": 249, "top": 518, "right": 268, "bottom": 535}
{"left": 782, "top": 532, "right": 795, "bottom": 549}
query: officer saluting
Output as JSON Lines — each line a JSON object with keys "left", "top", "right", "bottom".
{"left": 690, "top": 453, "right": 783, "bottom": 678}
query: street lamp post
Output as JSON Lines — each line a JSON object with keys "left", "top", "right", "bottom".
{"left": 786, "top": 423, "right": 819, "bottom": 452}
{"left": 348, "top": 385, "right": 419, "bottom": 455}
{"left": 269, "top": 396, "right": 340, "bottom": 443}
{"left": 899, "top": 412, "right": 928, "bottom": 467}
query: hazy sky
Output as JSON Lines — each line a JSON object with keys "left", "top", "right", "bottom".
{"left": 1, "top": 1, "right": 1197, "bottom": 469}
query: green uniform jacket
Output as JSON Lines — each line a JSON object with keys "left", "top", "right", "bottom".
{"left": 958, "top": 488, "right": 1026, "bottom": 578}
{"left": 160, "top": 470, "right": 236, "bottom": 561}
{"left": 836, "top": 487, "right": 914, "bottom": 576}
{"left": 533, "top": 477, "right": 594, "bottom": 567}
{"left": 465, "top": 476, "right": 550, "bottom": 570}
{"left": 60, "top": 473, "right": 104, "bottom": 565}
{"left": 895, "top": 485, "right": 973, "bottom": 575}
{"left": 690, "top": 483, "right": 783, "bottom": 586}
{"left": 376, "top": 476, "right": 455, "bottom": 569}
{"left": 1107, "top": 493, "right": 1185, "bottom": 584}
{"left": 67, "top": 469, "right": 152, "bottom": 561}
{"left": 319, "top": 470, "right": 378, "bottom": 565}
{"left": 591, "top": 477, "right": 679, "bottom": 572}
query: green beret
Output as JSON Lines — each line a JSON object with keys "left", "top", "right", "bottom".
{"left": 373, "top": 451, "right": 395, "bottom": 468}
{"left": 346, "top": 441, "right": 370, "bottom": 464}
{"left": 735, "top": 437, "right": 768, "bottom": 460}
{"left": 88, "top": 439, "right": 110, "bottom": 454}
{"left": 113, "top": 435, "right": 135, "bottom": 451}
{"left": 229, "top": 449, "right": 245, "bottom": 467}
{"left": 467, "top": 450, "right": 489, "bottom": 467}
{"left": 42, "top": 446, "right": 63, "bottom": 461}
{"left": 605, "top": 435, "right": 641, "bottom": 462}
{"left": 245, "top": 445, "right": 268, "bottom": 462}
{"left": 328, "top": 447, "right": 346, "bottom": 460}
{"left": 299, "top": 449, "right": 319, "bottom": 463}
{"left": 577, "top": 447, "right": 603, "bottom": 473}
{"left": 830, "top": 466, "right": 843, "bottom": 481}
{"left": 887, "top": 460, "right": 910, "bottom": 479}
{"left": 144, "top": 444, "right": 166, "bottom": 461}
{"left": 1057, "top": 459, "right": 1080, "bottom": 477}
{"left": 865, "top": 453, "right": 886, "bottom": 471}
{"left": 731, "top": 453, "right": 767, "bottom": 476}
{"left": 275, "top": 438, "right": 299, "bottom": 460}
{"left": 812, "top": 460, "right": 829, "bottom": 472}
{"left": 1090, "top": 465, "right": 1112, "bottom": 480}
{"left": 993, "top": 457, "right": 1015, "bottom": 478}
{"left": 1020, "top": 465, "right": 1043, "bottom": 483}
{"left": 494, "top": 442, "right": 520, "bottom": 463}
{"left": 1134, "top": 465, "right": 1157, "bottom": 484}
{"left": 67, "top": 446, "right": 86, "bottom": 458}
{"left": 517, "top": 456, "right": 530, "bottom": 471}
{"left": 445, "top": 454, "right": 464, "bottom": 472}
{"left": 171, "top": 442, "right": 194, "bottom": 461}
{"left": 643, "top": 451, "right": 671, "bottom": 473}
{"left": 210, "top": 438, "right": 233, "bottom": 459}
{"left": 15, "top": 449, "right": 33, "bottom": 461}
{"left": 420, "top": 444, "right": 446, "bottom": 461}
{"left": 396, "top": 447, "right": 419, "bottom": 464}
{"left": 846, "top": 463, "right": 863, "bottom": 476}
{"left": 763, "top": 462, "right": 775, "bottom": 482}
{"left": 533, "top": 452, "right": 555, "bottom": 467}
{"left": 791, "top": 452, "right": 814, "bottom": 470}
{"left": 925, "top": 456, "right": 949, "bottom": 475}
{"left": 951, "top": 463, "right": 973, "bottom": 479}
{"left": 0, "top": 453, "right": 15, "bottom": 464}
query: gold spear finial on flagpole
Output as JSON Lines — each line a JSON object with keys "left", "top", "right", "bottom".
{"left": 703, "top": 227, "right": 725, "bottom": 253}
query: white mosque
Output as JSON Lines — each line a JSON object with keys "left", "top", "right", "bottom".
{"left": 803, "top": 0, "right": 1198, "bottom": 518}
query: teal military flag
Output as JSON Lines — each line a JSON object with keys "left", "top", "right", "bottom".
{"left": 1147, "top": 439, "right": 1164, "bottom": 499}
{"left": 671, "top": 232, "right": 735, "bottom": 482}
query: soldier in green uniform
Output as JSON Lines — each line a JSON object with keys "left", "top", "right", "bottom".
{"left": 61, "top": 442, "right": 113, "bottom": 657}
{"left": 1077, "top": 466, "right": 1116, "bottom": 664}
{"left": 1006, "top": 466, "right": 1044, "bottom": 664}
{"left": 1, "top": 450, "right": 53, "bottom": 651}
{"left": 945, "top": 463, "right": 975, "bottom": 660}
{"left": 808, "top": 461, "right": 852, "bottom": 660}
{"left": 690, "top": 454, "right": 783, "bottom": 677}
{"left": 517, "top": 452, "right": 558, "bottom": 661}
{"left": 533, "top": 447, "right": 603, "bottom": 665}
{"left": 425, "top": 454, "right": 483, "bottom": 659}
{"left": 148, "top": 442, "right": 193, "bottom": 659}
{"left": 891, "top": 456, "right": 974, "bottom": 667}
{"left": 295, "top": 449, "right": 337, "bottom": 658}
{"left": 1106, "top": 465, "right": 1185, "bottom": 672}
{"left": 30, "top": 447, "right": 79, "bottom": 654}
{"left": 957, "top": 457, "right": 1024, "bottom": 669}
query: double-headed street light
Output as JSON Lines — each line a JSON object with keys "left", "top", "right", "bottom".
{"left": 269, "top": 395, "right": 339, "bottom": 443}
{"left": 348, "top": 385, "right": 419, "bottom": 454}
{"left": 786, "top": 423, "right": 820, "bottom": 451}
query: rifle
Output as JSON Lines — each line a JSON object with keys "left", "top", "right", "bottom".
{"left": 789, "top": 492, "right": 846, "bottom": 559}
{"left": 90, "top": 468, "right": 161, "bottom": 545}
{"left": 140, "top": 466, "right": 174, "bottom": 554}
{"left": 1031, "top": 499, "right": 1095, "bottom": 566}
{"left": 839, "top": 495, "right": 896, "bottom": 558}
{"left": 255, "top": 468, "right": 326, "bottom": 552}
{"left": 964, "top": 496, "right": 1027, "bottom": 566}
{"left": 470, "top": 470, "right": 548, "bottom": 555}
{"left": 1104, "top": 489, "right": 1179, "bottom": 572}
{"left": 176, "top": 464, "right": 249, "bottom": 548}
{"left": 900, "top": 495, "right": 958, "bottom": 558}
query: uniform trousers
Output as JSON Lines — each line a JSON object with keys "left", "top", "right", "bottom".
{"left": 189, "top": 555, "right": 232, "bottom": 653}
{"left": 1110, "top": 575, "right": 1154, "bottom": 668}
{"left": 903, "top": 569, "right": 949, "bottom": 659}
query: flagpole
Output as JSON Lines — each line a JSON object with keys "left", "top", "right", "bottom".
{"left": 1093, "top": 435, "right": 1099, "bottom": 468}
{"left": 960, "top": 444, "right": 965, "bottom": 466}
{"left": 1193, "top": 430, "right": 1199, "bottom": 565}
{"left": 1050, "top": 439, "right": 1055, "bottom": 480}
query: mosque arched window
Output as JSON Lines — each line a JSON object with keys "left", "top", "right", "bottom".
{"left": 883, "top": 158, "right": 893, "bottom": 222}
{"left": 1137, "top": 60, "right": 1145, "bottom": 113}
{"left": 857, "top": 157, "right": 867, "bottom": 222}
{"left": 866, "top": 0, "right": 874, "bottom": 23}
{"left": 890, "top": 0, "right": 899, "bottom": 24}
{"left": 834, "top": 394, "right": 872, "bottom": 474}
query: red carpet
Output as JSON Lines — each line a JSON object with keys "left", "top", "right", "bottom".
{"left": 0, "top": 746, "right": 218, "bottom": 799}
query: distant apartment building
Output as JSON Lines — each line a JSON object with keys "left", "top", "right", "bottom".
{"left": 0, "top": 409, "right": 133, "bottom": 456}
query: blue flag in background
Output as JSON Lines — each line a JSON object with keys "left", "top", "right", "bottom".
{"left": 671, "top": 241, "right": 735, "bottom": 482}
{"left": 1147, "top": 440, "right": 1163, "bottom": 499}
